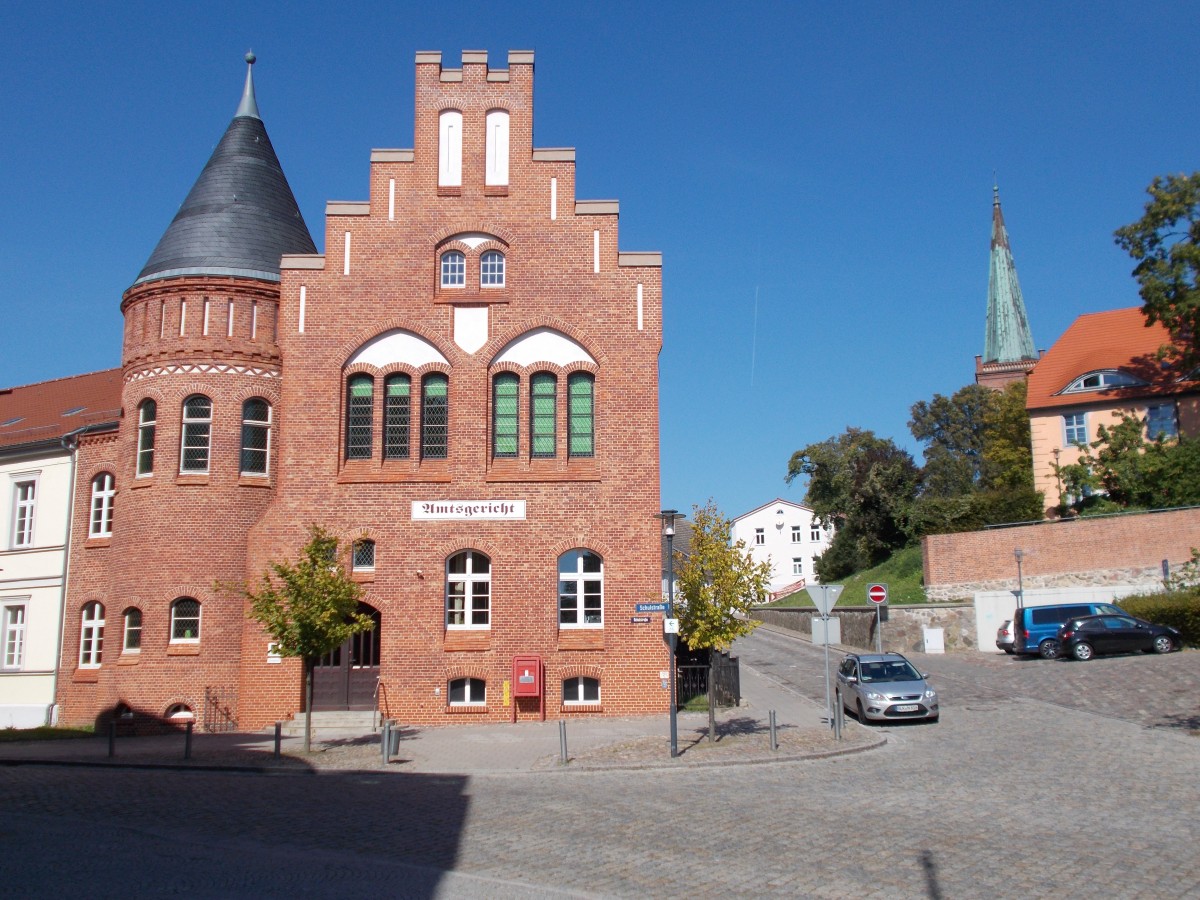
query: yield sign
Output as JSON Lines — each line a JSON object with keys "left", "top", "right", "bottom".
{"left": 867, "top": 583, "right": 888, "bottom": 604}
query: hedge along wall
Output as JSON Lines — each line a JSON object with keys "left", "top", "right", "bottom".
{"left": 921, "top": 507, "right": 1200, "bottom": 602}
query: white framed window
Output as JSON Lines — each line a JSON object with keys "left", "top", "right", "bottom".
{"left": 2, "top": 602, "right": 27, "bottom": 670}
{"left": 480, "top": 250, "right": 505, "bottom": 287}
{"left": 11, "top": 477, "right": 37, "bottom": 549}
{"left": 485, "top": 109, "right": 509, "bottom": 185}
{"left": 810, "top": 523, "right": 822, "bottom": 542}
{"left": 1063, "top": 370, "right": 1145, "bottom": 393}
{"left": 438, "top": 109, "right": 463, "bottom": 187}
{"left": 558, "top": 549, "right": 603, "bottom": 627}
{"left": 79, "top": 602, "right": 105, "bottom": 668}
{"left": 791, "top": 526, "right": 802, "bottom": 543}
{"left": 446, "top": 551, "right": 490, "bottom": 628}
{"left": 1064, "top": 413, "right": 1087, "bottom": 446}
{"left": 353, "top": 539, "right": 376, "bottom": 573}
{"left": 136, "top": 399, "right": 156, "bottom": 476}
{"left": 240, "top": 398, "right": 271, "bottom": 475}
{"left": 563, "top": 676, "right": 600, "bottom": 705}
{"left": 180, "top": 395, "right": 212, "bottom": 473}
{"left": 170, "top": 597, "right": 201, "bottom": 643}
{"left": 440, "top": 250, "right": 465, "bottom": 288}
{"left": 123, "top": 607, "right": 142, "bottom": 653}
{"left": 793, "top": 558, "right": 804, "bottom": 576}
{"left": 89, "top": 473, "right": 115, "bottom": 538}
{"left": 449, "top": 677, "right": 485, "bottom": 706}
{"left": 754, "top": 528, "right": 765, "bottom": 546}
{"left": 1147, "top": 403, "right": 1178, "bottom": 440}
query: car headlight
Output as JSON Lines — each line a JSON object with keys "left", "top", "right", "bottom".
{"left": 865, "top": 691, "right": 887, "bottom": 702}
{"left": 924, "top": 689, "right": 937, "bottom": 700}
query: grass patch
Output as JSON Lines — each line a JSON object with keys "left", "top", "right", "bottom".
{"left": 772, "top": 545, "right": 928, "bottom": 607}
{"left": 0, "top": 725, "right": 95, "bottom": 743}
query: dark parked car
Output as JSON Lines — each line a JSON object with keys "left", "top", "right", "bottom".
{"left": 1057, "top": 614, "right": 1181, "bottom": 661}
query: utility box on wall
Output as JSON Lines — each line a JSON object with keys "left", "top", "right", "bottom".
{"left": 511, "top": 656, "right": 544, "bottom": 722}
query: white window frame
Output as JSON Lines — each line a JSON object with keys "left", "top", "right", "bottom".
{"left": 170, "top": 597, "right": 201, "bottom": 644}
{"left": 440, "top": 250, "right": 465, "bottom": 288}
{"left": 1146, "top": 403, "right": 1178, "bottom": 440}
{"left": 448, "top": 676, "right": 486, "bottom": 706}
{"left": 793, "top": 558, "right": 804, "bottom": 576}
{"left": 2, "top": 601, "right": 28, "bottom": 670}
{"left": 1064, "top": 412, "right": 1088, "bottom": 446}
{"left": 353, "top": 539, "right": 376, "bottom": 573}
{"left": 10, "top": 475, "right": 38, "bottom": 549}
{"left": 180, "top": 395, "right": 212, "bottom": 474}
{"left": 563, "top": 676, "right": 600, "bottom": 705}
{"left": 811, "top": 524, "right": 822, "bottom": 542}
{"left": 136, "top": 399, "right": 156, "bottom": 477}
{"left": 89, "top": 473, "right": 115, "bottom": 538}
{"left": 480, "top": 250, "right": 505, "bottom": 288}
{"left": 791, "top": 525, "right": 802, "bottom": 543}
{"left": 754, "top": 528, "right": 765, "bottom": 545}
{"left": 438, "top": 109, "right": 463, "bottom": 187}
{"left": 122, "top": 607, "right": 142, "bottom": 654}
{"left": 485, "top": 109, "right": 509, "bottom": 186}
{"left": 446, "top": 551, "right": 491, "bottom": 629}
{"left": 79, "top": 602, "right": 105, "bottom": 668}
{"left": 240, "top": 398, "right": 272, "bottom": 476}
{"left": 558, "top": 550, "right": 603, "bottom": 628}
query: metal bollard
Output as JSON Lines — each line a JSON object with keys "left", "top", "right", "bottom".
{"left": 184, "top": 721, "right": 193, "bottom": 759}
{"left": 769, "top": 710, "right": 778, "bottom": 752}
{"left": 274, "top": 722, "right": 282, "bottom": 760}
{"left": 559, "top": 720, "right": 568, "bottom": 765}
{"left": 381, "top": 719, "right": 391, "bottom": 763}
{"left": 108, "top": 720, "right": 116, "bottom": 758}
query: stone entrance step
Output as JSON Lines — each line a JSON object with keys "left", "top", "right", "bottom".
{"left": 277, "top": 710, "right": 379, "bottom": 737}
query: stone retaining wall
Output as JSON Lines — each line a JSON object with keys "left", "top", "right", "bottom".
{"left": 753, "top": 605, "right": 976, "bottom": 653}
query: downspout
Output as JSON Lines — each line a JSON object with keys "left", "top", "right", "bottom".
{"left": 48, "top": 427, "right": 85, "bottom": 726}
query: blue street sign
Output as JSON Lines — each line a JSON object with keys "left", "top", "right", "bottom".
{"left": 636, "top": 602, "right": 668, "bottom": 612}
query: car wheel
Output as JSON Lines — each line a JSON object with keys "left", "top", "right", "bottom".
{"left": 1153, "top": 635, "right": 1174, "bottom": 654}
{"left": 1039, "top": 639, "right": 1061, "bottom": 660}
{"left": 1003, "top": 647, "right": 1014, "bottom": 655}
{"left": 856, "top": 700, "right": 868, "bottom": 724}
{"left": 1071, "top": 641, "right": 1094, "bottom": 661}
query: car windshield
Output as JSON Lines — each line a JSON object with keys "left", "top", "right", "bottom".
{"left": 859, "top": 661, "right": 922, "bottom": 683}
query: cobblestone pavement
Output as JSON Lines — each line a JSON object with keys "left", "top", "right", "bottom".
{"left": 2, "top": 630, "right": 1197, "bottom": 898}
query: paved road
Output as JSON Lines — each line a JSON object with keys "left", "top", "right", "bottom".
{"left": 2, "top": 630, "right": 1197, "bottom": 898}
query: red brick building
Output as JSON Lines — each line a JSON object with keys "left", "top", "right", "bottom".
{"left": 57, "top": 50, "right": 665, "bottom": 729}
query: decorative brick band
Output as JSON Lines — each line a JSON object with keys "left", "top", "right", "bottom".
{"left": 126, "top": 363, "right": 281, "bottom": 383}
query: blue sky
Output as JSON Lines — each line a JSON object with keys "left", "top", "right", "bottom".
{"left": 3, "top": 2, "right": 1198, "bottom": 519}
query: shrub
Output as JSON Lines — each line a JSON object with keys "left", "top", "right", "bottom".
{"left": 1118, "top": 589, "right": 1200, "bottom": 647}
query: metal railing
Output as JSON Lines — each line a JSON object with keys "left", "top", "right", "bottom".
{"left": 203, "top": 686, "right": 238, "bottom": 733}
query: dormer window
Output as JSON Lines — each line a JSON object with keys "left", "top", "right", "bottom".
{"left": 1061, "top": 370, "right": 1146, "bottom": 394}
{"left": 441, "top": 251, "right": 465, "bottom": 288}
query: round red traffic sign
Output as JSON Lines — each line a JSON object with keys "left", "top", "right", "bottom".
{"left": 867, "top": 584, "right": 887, "bottom": 604}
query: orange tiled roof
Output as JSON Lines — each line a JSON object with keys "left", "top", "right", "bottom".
{"left": 1026, "top": 307, "right": 1196, "bottom": 411}
{"left": 0, "top": 369, "right": 123, "bottom": 451}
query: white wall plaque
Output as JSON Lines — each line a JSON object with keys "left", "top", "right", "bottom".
{"left": 412, "top": 500, "right": 526, "bottom": 521}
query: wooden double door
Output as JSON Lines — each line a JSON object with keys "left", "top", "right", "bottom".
{"left": 311, "top": 603, "right": 381, "bottom": 711}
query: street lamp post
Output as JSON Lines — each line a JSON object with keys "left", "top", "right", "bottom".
{"left": 1014, "top": 548, "right": 1025, "bottom": 608}
{"left": 660, "top": 509, "right": 681, "bottom": 758}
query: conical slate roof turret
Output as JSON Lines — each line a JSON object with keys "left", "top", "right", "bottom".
{"left": 983, "top": 185, "right": 1037, "bottom": 364}
{"left": 134, "top": 53, "right": 316, "bottom": 286}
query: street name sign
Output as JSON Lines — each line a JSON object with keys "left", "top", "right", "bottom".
{"left": 636, "top": 602, "right": 668, "bottom": 613}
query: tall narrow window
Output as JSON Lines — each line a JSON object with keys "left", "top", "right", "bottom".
{"left": 171, "top": 597, "right": 201, "bottom": 642}
{"left": 384, "top": 375, "right": 411, "bottom": 459}
{"left": 122, "top": 608, "right": 142, "bottom": 653}
{"left": 568, "top": 373, "right": 595, "bottom": 458}
{"left": 493, "top": 373, "right": 518, "bottom": 458}
{"left": 558, "top": 549, "right": 603, "bottom": 627}
{"left": 755, "top": 528, "right": 765, "bottom": 546}
{"left": 531, "top": 373, "right": 557, "bottom": 458}
{"left": 353, "top": 539, "right": 376, "bottom": 573}
{"left": 422, "top": 374, "right": 449, "bottom": 460}
{"left": 11, "top": 480, "right": 36, "bottom": 548}
{"left": 346, "top": 375, "right": 374, "bottom": 460}
{"left": 446, "top": 551, "right": 490, "bottom": 628}
{"left": 791, "top": 526, "right": 802, "bottom": 543}
{"left": 79, "top": 602, "right": 105, "bottom": 668}
{"left": 480, "top": 250, "right": 505, "bottom": 287}
{"left": 2, "top": 603, "right": 26, "bottom": 670}
{"left": 485, "top": 109, "right": 510, "bottom": 185}
{"left": 793, "top": 558, "right": 804, "bottom": 576}
{"left": 441, "top": 251, "right": 465, "bottom": 288}
{"left": 438, "top": 109, "right": 463, "bottom": 187}
{"left": 240, "top": 398, "right": 271, "bottom": 475}
{"left": 89, "top": 473, "right": 115, "bottom": 538}
{"left": 180, "top": 395, "right": 212, "bottom": 474}
{"left": 136, "top": 400, "right": 156, "bottom": 476}
{"left": 810, "top": 523, "right": 822, "bottom": 541}
{"left": 1064, "top": 413, "right": 1087, "bottom": 446}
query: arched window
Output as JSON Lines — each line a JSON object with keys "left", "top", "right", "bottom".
{"left": 79, "top": 602, "right": 105, "bottom": 668}
{"left": 166, "top": 703, "right": 195, "bottom": 721}
{"left": 485, "top": 109, "right": 509, "bottom": 186}
{"left": 170, "top": 597, "right": 201, "bottom": 643}
{"left": 240, "top": 398, "right": 271, "bottom": 475}
{"left": 180, "top": 395, "right": 212, "bottom": 473}
{"left": 563, "top": 676, "right": 600, "bottom": 705}
{"left": 353, "top": 539, "right": 376, "bottom": 572}
{"left": 422, "top": 374, "right": 449, "bottom": 460}
{"left": 480, "top": 250, "right": 505, "bottom": 287}
{"left": 493, "top": 373, "right": 518, "bottom": 458}
{"left": 558, "top": 550, "right": 603, "bottom": 627}
{"left": 89, "top": 473, "right": 115, "bottom": 538}
{"left": 122, "top": 607, "right": 142, "bottom": 653}
{"left": 568, "top": 373, "right": 594, "bottom": 457}
{"left": 136, "top": 400, "right": 156, "bottom": 476}
{"left": 384, "top": 375, "right": 411, "bottom": 459}
{"left": 446, "top": 551, "right": 490, "bottom": 628}
{"left": 531, "top": 372, "right": 557, "bottom": 458}
{"left": 438, "top": 109, "right": 463, "bottom": 187}
{"left": 346, "top": 375, "right": 374, "bottom": 460}
{"left": 448, "top": 677, "right": 486, "bottom": 707}
{"left": 441, "top": 250, "right": 465, "bottom": 288}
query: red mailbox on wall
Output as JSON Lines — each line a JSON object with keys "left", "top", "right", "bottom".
{"left": 511, "top": 655, "right": 544, "bottom": 722}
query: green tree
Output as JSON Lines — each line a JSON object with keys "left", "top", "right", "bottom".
{"left": 908, "top": 383, "right": 994, "bottom": 497}
{"left": 1114, "top": 172, "right": 1200, "bottom": 369}
{"left": 674, "top": 500, "right": 772, "bottom": 741}
{"left": 786, "top": 428, "right": 920, "bottom": 579}
{"left": 238, "top": 526, "right": 374, "bottom": 752}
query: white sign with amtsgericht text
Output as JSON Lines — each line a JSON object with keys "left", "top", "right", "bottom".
{"left": 412, "top": 500, "right": 526, "bottom": 521}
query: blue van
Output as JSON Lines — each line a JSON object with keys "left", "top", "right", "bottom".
{"left": 1012, "top": 602, "right": 1128, "bottom": 659}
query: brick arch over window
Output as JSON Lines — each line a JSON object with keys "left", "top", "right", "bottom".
{"left": 559, "top": 664, "right": 604, "bottom": 682}
{"left": 434, "top": 537, "right": 503, "bottom": 561}
{"left": 230, "top": 384, "right": 281, "bottom": 407}
{"left": 548, "top": 537, "right": 614, "bottom": 561}
{"left": 429, "top": 223, "right": 515, "bottom": 247}
{"left": 484, "top": 317, "right": 608, "bottom": 369}
{"left": 444, "top": 664, "right": 490, "bottom": 683}
{"left": 344, "top": 329, "right": 451, "bottom": 371}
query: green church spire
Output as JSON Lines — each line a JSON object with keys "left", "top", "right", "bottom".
{"left": 983, "top": 186, "right": 1037, "bottom": 363}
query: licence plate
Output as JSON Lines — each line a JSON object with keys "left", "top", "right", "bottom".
{"left": 894, "top": 704, "right": 919, "bottom": 712}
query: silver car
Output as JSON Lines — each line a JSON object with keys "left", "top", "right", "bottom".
{"left": 836, "top": 652, "right": 939, "bottom": 723}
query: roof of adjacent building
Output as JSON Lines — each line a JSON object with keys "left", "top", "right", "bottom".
{"left": 133, "top": 54, "right": 316, "bottom": 287}
{"left": 733, "top": 498, "right": 816, "bottom": 521}
{"left": 0, "top": 369, "right": 123, "bottom": 451}
{"left": 983, "top": 187, "right": 1037, "bottom": 365}
{"left": 1026, "top": 306, "right": 1196, "bottom": 411}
